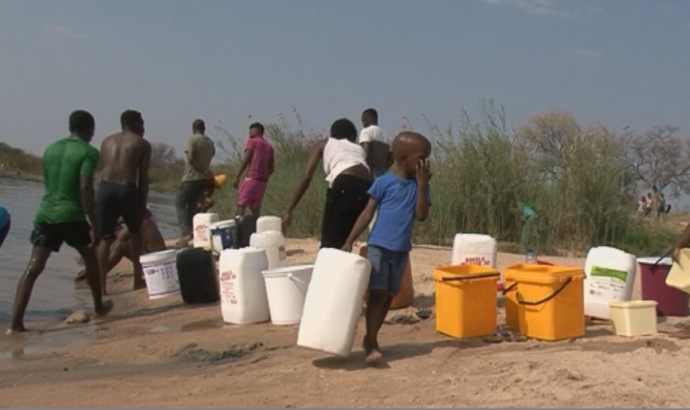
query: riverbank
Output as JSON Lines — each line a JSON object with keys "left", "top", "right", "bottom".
{"left": 0, "top": 171, "right": 43, "bottom": 184}
{"left": 2, "top": 238, "right": 690, "bottom": 407}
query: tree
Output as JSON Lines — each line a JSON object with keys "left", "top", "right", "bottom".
{"left": 150, "top": 142, "right": 182, "bottom": 170}
{"left": 623, "top": 125, "right": 690, "bottom": 197}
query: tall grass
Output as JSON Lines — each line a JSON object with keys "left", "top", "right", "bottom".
{"left": 171, "top": 104, "right": 682, "bottom": 256}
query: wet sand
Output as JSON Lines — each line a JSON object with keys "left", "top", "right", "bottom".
{"left": 2, "top": 238, "right": 690, "bottom": 408}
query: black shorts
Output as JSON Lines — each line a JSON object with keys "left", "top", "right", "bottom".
{"left": 30, "top": 221, "right": 91, "bottom": 252}
{"left": 96, "top": 181, "right": 143, "bottom": 239}
{"left": 320, "top": 174, "right": 372, "bottom": 249}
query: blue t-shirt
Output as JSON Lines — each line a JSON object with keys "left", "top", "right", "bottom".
{"left": 0, "top": 203, "right": 9, "bottom": 229}
{"left": 367, "top": 173, "right": 431, "bottom": 253}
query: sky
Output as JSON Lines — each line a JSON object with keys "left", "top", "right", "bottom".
{"left": 1, "top": 0, "right": 689, "bottom": 158}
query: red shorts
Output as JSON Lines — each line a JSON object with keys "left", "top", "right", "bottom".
{"left": 237, "top": 178, "right": 268, "bottom": 209}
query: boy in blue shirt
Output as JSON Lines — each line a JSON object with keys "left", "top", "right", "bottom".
{"left": 343, "top": 131, "right": 432, "bottom": 364}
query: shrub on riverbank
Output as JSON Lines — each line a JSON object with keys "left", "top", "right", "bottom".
{"left": 208, "top": 104, "right": 679, "bottom": 257}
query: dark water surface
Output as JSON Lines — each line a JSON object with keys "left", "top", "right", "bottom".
{"left": 0, "top": 177, "right": 178, "bottom": 323}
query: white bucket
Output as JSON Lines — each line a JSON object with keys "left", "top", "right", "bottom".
{"left": 256, "top": 216, "right": 282, "bottom": 234}
{"left": 262, "top": 265, "right": 313, "bottom": 325}
{"left": 250, "top": 231, "right": 286, "bottom": 270}
{"left": 140, "top": 249, "right": 180, "bottom": 300}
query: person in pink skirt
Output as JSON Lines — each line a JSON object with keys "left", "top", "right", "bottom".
{"left": 232, "top": 122, "right": 275, "bottom": 217}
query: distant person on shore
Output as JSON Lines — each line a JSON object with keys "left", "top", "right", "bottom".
{"left": 233, "top": 123, "right": 274, "bottom": 217}
{"left": 97, "top": 110, "right": 152, "bottom": 295}
{"left": 175, "top": 119, "right": 215, "bottom": 246}
{"left": 6, "top": 110, "right": 113, "bottom": 335}
{"left": 283, "top": 118, "right": 372, "bottom": 249}
{"left": 0, "top": 203, "right": 10, "bottom": 250}
{"left": 75, "top": 209, "right": 166, "bottom": 284}
{"left": 342, "top": 131, "right": 432, "bottom": 364}
{"left": 657, "top": 192, "right": 668, "bottom": 218}
{"left": 644, "top": 192, "right": 654, "bottom": 216}
{"left": 359, "top": 108, "right": 393, "bottom": 179}
{"left": 638, "top": 196, "right": 647, "bottom": 214}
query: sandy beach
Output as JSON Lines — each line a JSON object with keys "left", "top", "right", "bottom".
{"left": 1, "top": 238, "right": 690, "bottom": 408}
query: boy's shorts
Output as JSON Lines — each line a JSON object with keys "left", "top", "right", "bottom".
{"left": 237, "top": 178, "right": 268, "bottom": 209}
{"left": 367, "top": 244, "right": 409, "bottom": 296}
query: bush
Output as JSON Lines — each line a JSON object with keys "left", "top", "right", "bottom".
{"left": 206, "top": 103, "right": 681, "bottom": 257}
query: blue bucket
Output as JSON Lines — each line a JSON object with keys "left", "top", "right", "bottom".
{"left": 210, "top": 220, "right": 236, "bottom": 253}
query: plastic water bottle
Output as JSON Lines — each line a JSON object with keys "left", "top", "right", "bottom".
{"left": 525, "top": 249, "right": 537, "bottom": 264}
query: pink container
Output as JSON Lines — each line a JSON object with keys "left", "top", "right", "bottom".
{"left": 638, "top": 257, "right": 689, "bottom": 317}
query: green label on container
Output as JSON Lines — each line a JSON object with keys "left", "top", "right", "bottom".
{"left": 590, "top": 266, "right": 627, "bottom": 282}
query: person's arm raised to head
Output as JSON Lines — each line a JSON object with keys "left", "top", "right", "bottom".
{"left": 138, "top": 140, "right": 152, "bottom": 209}
{"left": 80, "top": 148, "right": 99, "bottom": 228}
{"left": 415, "top": 159, "right": 432, "bottom": 222}
{"left": 284, "top": 139, "right": 326, "bottom": 216}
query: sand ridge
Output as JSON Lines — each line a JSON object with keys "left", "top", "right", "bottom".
{"left": 1, "top": 238, "right": 690, "bottom": 408}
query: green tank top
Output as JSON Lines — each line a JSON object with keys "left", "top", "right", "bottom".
{"left": 34, "top": 137, "right": 99, "bottom": 225}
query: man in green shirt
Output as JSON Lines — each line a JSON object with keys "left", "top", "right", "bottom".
{"left": 175, "top": 119, "right": 216, "bottom": 245}
{"left": 6, "top": 110, "right": 113, "bottom": 335}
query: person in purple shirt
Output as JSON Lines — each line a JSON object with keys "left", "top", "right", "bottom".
{"left": 233, "top": 122, "right": 275, "bottom": 217}
{"left": 343, "top": 131, "right": 432, "bottom": 364}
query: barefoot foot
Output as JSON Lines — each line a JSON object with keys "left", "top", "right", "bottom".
{"left": 95, "top": 300, "right": 114, "bottom": 318}
{"left": 365, "top": 348, "right": 383, "bottom": 364}
{"left": 5, "top": 325, "right": 27, "bottom": 335}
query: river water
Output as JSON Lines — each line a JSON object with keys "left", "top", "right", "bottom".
{"left": 0, "top": 178, "right": 178, "bottom": 325}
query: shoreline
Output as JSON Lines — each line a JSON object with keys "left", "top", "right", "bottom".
{"left": 2, "top": 238, "right": 690, "bottom": 407}
{"left": 0, "top": 171, "right": 43, "bottom": 183}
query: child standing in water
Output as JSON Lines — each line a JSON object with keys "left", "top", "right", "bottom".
{"left": 343, "top": 131, "right": 432, "bottom": 364}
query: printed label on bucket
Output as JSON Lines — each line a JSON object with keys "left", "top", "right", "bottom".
{"left": 461, "top": 256, "right": 491, "bottom": 266}
{"left": 219, "top": 270, "right": 238, "bottom": 305}
{"left": 194, "top": 224, "right": 209, "bottom": 241}
{"left": 588, "top": 266, "right": 627, "bottom": 300}
{"left": 143, "top": 261, "right": 180, "bottom": 297}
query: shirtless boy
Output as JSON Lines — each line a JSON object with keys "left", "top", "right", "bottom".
{"left": 233, "top": 122, "right": 275, "bottom": 217}
{"left": 97, "top": 110, "right": 151, "bottom": 294}
{"left": 343, "top": 132, "right": 432, "bottom": 363}
{"left": 6, "top": 110, "right": 113, "bottom": 334}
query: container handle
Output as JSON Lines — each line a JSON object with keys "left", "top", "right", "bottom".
{"left": 502, "top": 282, "right": 517, "bottom": 295}
{"left": 653, "top": 250, "right": 672, "bottom": 267}
{"left": 441, "top": 272, "right": 500, "bottom": 282}
{"left": 287, "top": 273, "right": 309, "bottom": 288}
{"left": 516, "top": 276, "right": 572, "bottom": 306}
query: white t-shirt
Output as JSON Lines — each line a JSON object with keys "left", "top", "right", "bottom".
{"left": 358, "top": 125, "right": 386, "bottom": 144}
{"left": 322, "top": 138, "right": 369, "bottom": 187}
{"left": 358, "top": 125, "right": 390, "bottom": 177}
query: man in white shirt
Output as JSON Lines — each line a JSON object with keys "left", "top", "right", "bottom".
{"left": 359, "top": 108, "right": 392, "bottom": 178}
